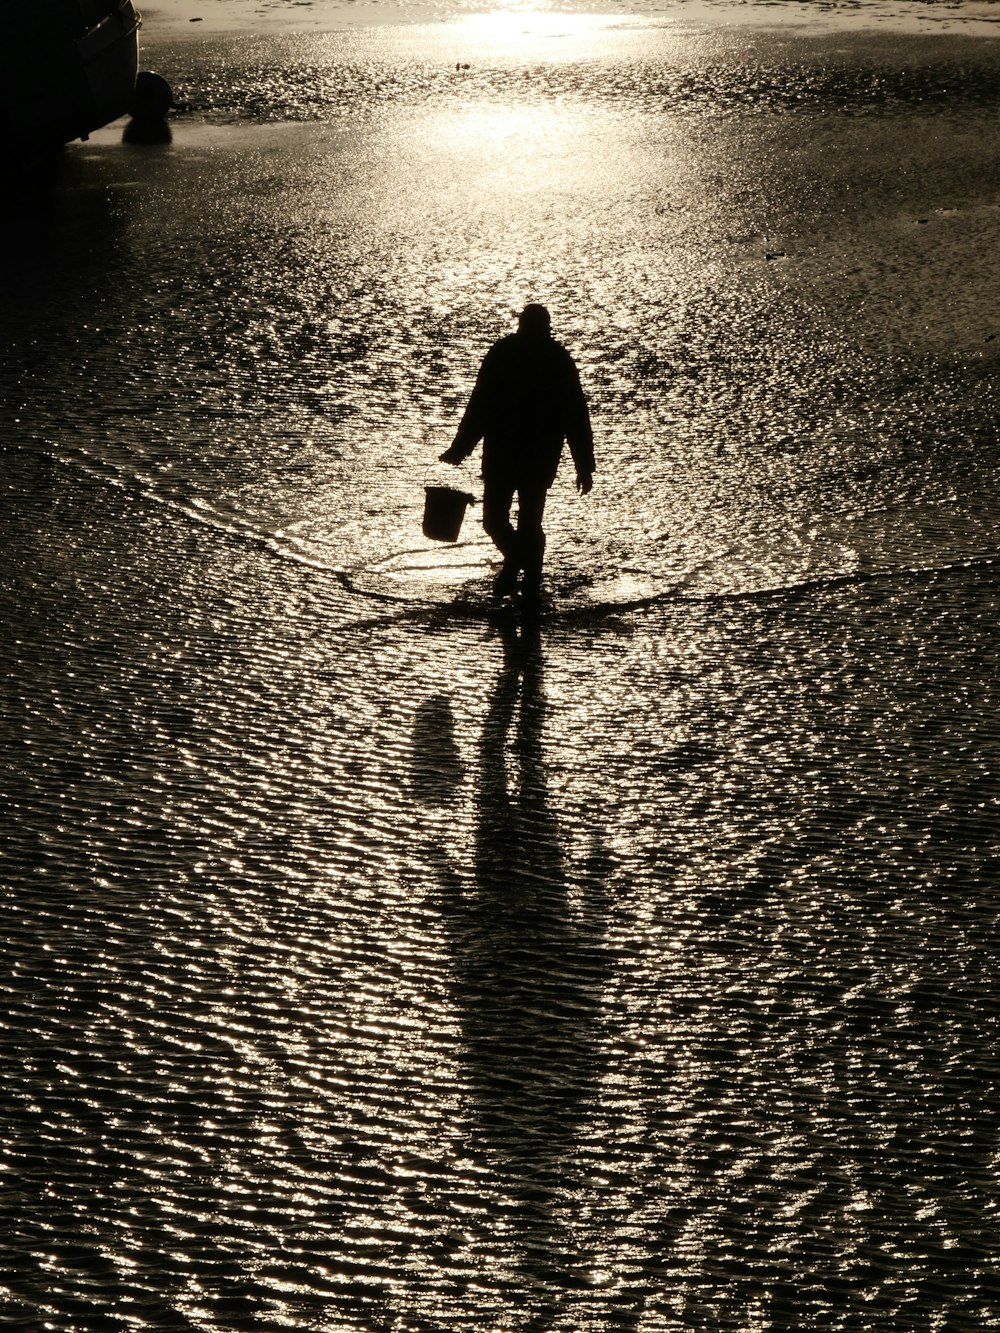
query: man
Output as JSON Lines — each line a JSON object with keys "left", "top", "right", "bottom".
{"left": 439, "top": 304, "right": 594, "bottom": 603}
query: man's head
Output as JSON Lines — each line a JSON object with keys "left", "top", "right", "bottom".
{"left": 518, "top": 303, "right": 552, "bottom": 338}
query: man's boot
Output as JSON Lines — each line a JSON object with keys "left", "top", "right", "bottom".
{"left": 493, "top": 556, "right": 519, "bottom": 598}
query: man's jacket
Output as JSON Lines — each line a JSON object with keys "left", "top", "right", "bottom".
{"left": 451, "top": 331, "right": 595, "bottom": 487}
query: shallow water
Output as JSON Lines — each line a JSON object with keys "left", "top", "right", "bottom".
{"left": 2, "top": 11, "right": 1000, "bottom": 1331}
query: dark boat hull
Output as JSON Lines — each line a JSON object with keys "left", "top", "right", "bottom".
{"left": 1, "top": 1, "right": 141, "bottom": 151}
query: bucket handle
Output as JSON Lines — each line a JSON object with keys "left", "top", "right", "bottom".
{"left": 425, "top": 485, "right": 477, "bottom": 506}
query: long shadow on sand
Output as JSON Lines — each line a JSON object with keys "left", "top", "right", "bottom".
{"left": 416, "top": 618, "right": 614, "bottom": 1324}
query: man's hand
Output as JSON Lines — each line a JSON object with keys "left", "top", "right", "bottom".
{"left": 576, "top": 472, "right": 593, "bottom": 495}
{"left": 439, "top": 445, "right": 464, "bottom": 465}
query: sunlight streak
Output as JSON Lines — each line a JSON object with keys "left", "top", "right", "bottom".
{"left": 446, "top": 7, "right": 629, "bottom": 59}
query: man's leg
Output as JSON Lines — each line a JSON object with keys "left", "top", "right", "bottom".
{"left": 482, "top": 477, "right": 520, "bottom": 594}
{"left": 515, "top": 483, "right": 548, "bottom": 601}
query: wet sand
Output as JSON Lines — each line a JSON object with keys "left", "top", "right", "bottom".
{"left": 139, "top": 0, "right": 1000, "bottom": 38}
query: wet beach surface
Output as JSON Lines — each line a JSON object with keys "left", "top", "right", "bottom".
{"left": 3, "top": 7, "right": 1000, "bottom": 1330}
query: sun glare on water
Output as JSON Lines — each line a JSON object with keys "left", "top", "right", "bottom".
{"left": 446, "top": 5, "right": 624, "bottom": 57}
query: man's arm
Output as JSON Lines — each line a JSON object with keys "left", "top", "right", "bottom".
{"left": 439, "top": 410, "right": 480, "bottom": 464}
{"left": 564, "top": 353, "right": 595, "bottom": 491}
{"left": 440, "top": 344, "right": 497, "bottom": 464}
{"left": 439, "top": 441, "right": 470, "bottom": 464}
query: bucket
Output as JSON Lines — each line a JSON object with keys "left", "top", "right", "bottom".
{"left": 423, "top": 486, "right": 475, "bottom": 542}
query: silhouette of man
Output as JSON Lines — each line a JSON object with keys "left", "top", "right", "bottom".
{"left": 439, "top": 304, "right": 594, "bottom": 603}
